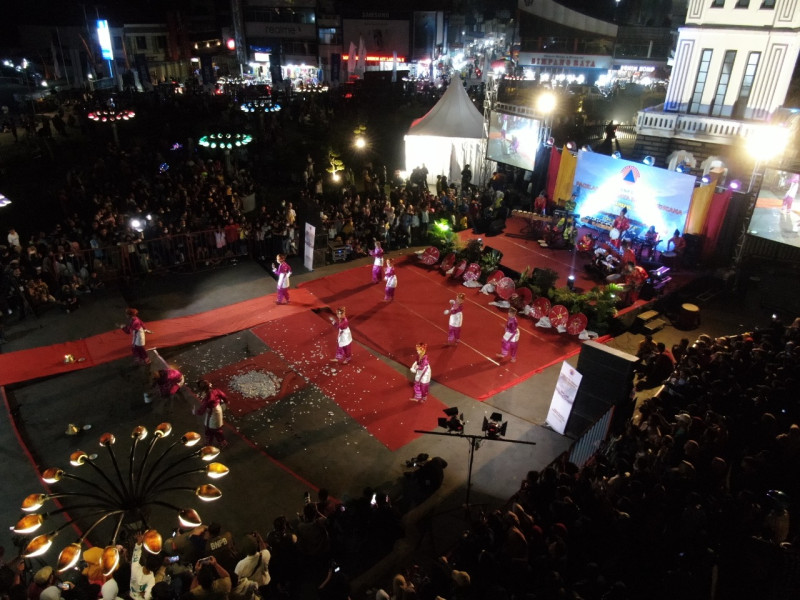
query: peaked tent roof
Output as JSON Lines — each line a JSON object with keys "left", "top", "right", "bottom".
{"left": 406, "top": 82, "right": 485, "bottom": 139}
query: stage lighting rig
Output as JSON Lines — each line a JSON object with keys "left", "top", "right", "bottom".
{"left": 417, "top": 409, "right": 533, "bottom": 513}
{"left": 438, "top": 407, "right": 465, "bottom": 433}
{"left": 482, "top": 412, "right": 508, "bottom": 439}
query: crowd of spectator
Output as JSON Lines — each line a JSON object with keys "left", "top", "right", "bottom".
{"left": 0, "top": 140, "right": 516, "bottom": 341}
{"left": 367, "top": 318, "right": 800, "bottom": 600}
{"left": 0, "top": 484, "right": 411, "bottom": 600}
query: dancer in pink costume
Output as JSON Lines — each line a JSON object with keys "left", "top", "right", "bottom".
{"left": 410, "top": 343, "right": 432, "bottom": 402}
{"left": 383, "top": 258, "right": 397, "bottom": 302}
{"left": 496, "top": 307, "right": 520, "bottom": 363}
{"left": 330, "top": 306, "right": 353, "bottom": 364}
{"left": 194, "top": 379, "right": 229, "bottom": 448}
{"left": 120, "top": 308, "right": 152, "bottom": 365}
{"left": 444, "top": 293, "right": 465, "bottom": 345}
{"left": 369, "top": 241, "right": 384, "bottom": 283}
{"left": 272, "top": 254, "right": 292, "bottom": 304}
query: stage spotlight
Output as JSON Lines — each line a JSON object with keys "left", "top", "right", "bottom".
{"left": 438, "top": 407, "right": 464, "bottom": 433}
{"left": 612, "top": 151, "right": 621, "bottom": 159}
{"left": 729, "top": 179, "right": 741, "bottom": 190}
{"left": 566, "top": 141, "right": 577, "bottom": 151}
{"left": 676, "top": 165, "right": 685, "bottom": 173}
{"left": 567, "top": 275, "right": 575, "bottom": 291}
{"left": 482, "top": 413, "right": 507, "bottom": 439}
{"left": 701, "top": 175, "right": 711, "bottom": 184}
{"left": 581, "top": 145, "right": 593, "bottom": 152}
{"left": 545, "top": 137, "right": 555, "bottom": 147}
{"left": 643, "top": 156, "right": 655, "bottom": 166}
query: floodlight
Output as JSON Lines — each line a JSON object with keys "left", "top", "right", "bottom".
{"left": 482, "top": 413, "right": 508, "bottom": 439}
{"left": 643, "top": 156, "right": 655, "bottom": 166}
{"left": 438, "top": 407, "right": 464, "bottom": 432}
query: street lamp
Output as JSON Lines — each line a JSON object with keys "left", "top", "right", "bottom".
{"left": 353, "top": 124, "right": 368, "bottom": 150}
{"left": 87, "top": 108, "right": 136, "bottom": 146}
{"left": 199, "top": 133, "right": 254, "bottom": 175}
{"left": 746, "top": 125, "right": 790, "bottom": 192}
{"left": 12, "top": 424, "right": 227, "bottom": 571}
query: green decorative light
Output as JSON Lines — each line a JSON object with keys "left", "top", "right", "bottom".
{"left": 199, "top": 133, "right": 253, "bottom": 150}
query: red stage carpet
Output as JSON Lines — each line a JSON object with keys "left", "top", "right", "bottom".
{"left": 200, "top": 352, "right": 308, "bottom": 418}
{"left": 251, "top": 311, "right": 448, "bottom": 451}
{"left": 300, "top": 257, "right": 585, "bottom": 400}
{"left": 0, "top": 288, "right": 323, "bottom": 386}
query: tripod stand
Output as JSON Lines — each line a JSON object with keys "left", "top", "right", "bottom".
{"left": 414, "top": 429, "right": 537, "bottom": 518}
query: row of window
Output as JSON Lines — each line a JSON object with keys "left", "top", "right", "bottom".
{"left": 688, "top": 48, "right": 760, "bottom": 117}
{"left": 244, "top": 7, "right": 316, "bottom": 25}
{"left": 113, "top": 35, "right": 167, "bottom": 52}
{"left": 711, "top": 0, "right": 776, "bottom": 8}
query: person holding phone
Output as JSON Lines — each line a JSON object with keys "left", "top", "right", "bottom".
{"left": 189, "top": 556, "right": 231, "bottom": 600}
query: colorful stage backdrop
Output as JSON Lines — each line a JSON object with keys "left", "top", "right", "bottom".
{"left": 572, "top": 152, "right": 695, "bottom": 238}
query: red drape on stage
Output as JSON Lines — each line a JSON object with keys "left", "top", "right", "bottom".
{"left": 546, "top": 146, "right": 561, "bottom": 201}
{"left": 701, "top": 189, "right": 732, "bottom": 262}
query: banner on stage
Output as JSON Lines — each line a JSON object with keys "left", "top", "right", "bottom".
{"left": 304, "top": 223, "right": 315, "bottom": 271}
{"left": 545, "top": 362, "right": 582, "bottom": 435}
{"left": 571, "top": 152, "right": 694, "bottom": 238}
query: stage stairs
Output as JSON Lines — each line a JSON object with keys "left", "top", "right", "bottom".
{"left": 635, "top": 309, "right": 666, "bottom": 334}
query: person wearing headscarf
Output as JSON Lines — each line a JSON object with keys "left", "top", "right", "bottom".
{"left": 120, "top": 308, "right": 152, "bottom": 365}
{"left": 410, "top": 343, "right": 431, "bottom": 402}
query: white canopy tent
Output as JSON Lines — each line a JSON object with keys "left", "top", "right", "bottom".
{"left": 404, "top": 82, "right": 488, "bottom": 188}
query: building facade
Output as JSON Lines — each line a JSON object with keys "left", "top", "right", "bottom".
{"left": 634, "top": 0, "right": 800, "bottom": 175}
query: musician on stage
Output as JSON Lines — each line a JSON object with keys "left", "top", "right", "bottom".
{"left": 623, "top": 261, "right": 648, "bottom": 304}
{"left": 610, "top": 207, "right": 631, "bottom": 249}
{"left": 533, "top": 192, "right": 548, "bottom": 215}
{"left": 576, "top": 232, "right": 595, "bottom": 254}
{"left": 621, "top": 240, "right": 637, "bottom": 267}
{"left": 640, "top": 225, "right": 660, "bottom": 260}
{"left": 666, "top": 229, "right": 686, "bottom": 258}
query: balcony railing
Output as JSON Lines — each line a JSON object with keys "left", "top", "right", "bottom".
{"left": 635, "top": 105, "right": 766, "bottom": 145}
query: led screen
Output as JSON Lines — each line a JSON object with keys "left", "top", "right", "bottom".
{"left": 571, "top": 151, "right": 694, "bottom": 241}
{"left": 486, "top": 111, "right": 541, "bottom": 171}
{"left": 748, "top": 167, "right": 800, "bottom": 249}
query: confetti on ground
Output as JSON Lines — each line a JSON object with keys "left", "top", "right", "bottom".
{"left": 230, "top": 370, "right": 283, "bottom": 398}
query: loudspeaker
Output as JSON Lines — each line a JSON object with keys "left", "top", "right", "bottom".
{"left": 565, "top": 341, "right": 637, "bottom": 438}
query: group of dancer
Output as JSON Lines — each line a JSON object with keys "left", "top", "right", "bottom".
{"left": 119, "top": 308, "right": 229, "bottom": 448}
{"left": 121, "top": 242, "right": 520, "bottom": 411}
{"left": 333, "top": 241, "right": 521, "bottom": 402}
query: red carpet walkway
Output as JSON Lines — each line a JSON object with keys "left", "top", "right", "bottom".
{"left": 0, "top": 288, "right": 323, "bottom": 386}
{"left": 300, "top": 257, "right": 585, "bottom": 400}
{"left": 251, "top": 311, "right": 447, "bottom": 450}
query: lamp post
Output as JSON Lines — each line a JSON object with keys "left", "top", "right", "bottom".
{"left": 531, "top": 92, "right": 557, "bottom": 198}
{"left": 87, "top": 108, "right": 136, "bottom": 146}
{"left": 745, "top": 124, "right": 790, "bottom": 192}
{"left": 12, "top": 424, "right": 228, "bottom": 571}
{"left": 240, "top": 97, "right": 282, "bottom": 140}
{"left": 199, "top": 133, "right": 254, "bottom": 176}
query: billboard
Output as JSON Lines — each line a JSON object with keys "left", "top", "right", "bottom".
{"left": 572, "top": 152, "right": 694, "bottom": 240}
{"left": 486, "top": 111, "right": 541, "bottom": 171}
{"left": 545, "top": 362, "right": 583, "bottom": 435}
{"left": 96, "top": 20, "right": 113, "bottom": 61}
{"left": 748, "top": 167, "right": 800, "bottom": 249}
{"left": 343, "top": 19, "right": 410, "bottom": 58}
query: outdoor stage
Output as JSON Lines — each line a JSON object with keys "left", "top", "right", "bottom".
{"left": 5, "top": 234, "right": 726, "bottom": 567}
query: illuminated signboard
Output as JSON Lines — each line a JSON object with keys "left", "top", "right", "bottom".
{"left": 97, "top": 20, "right": 114, "bottom": 61}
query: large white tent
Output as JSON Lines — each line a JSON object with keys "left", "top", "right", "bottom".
{"left": 404, "top": 82, "right": 488, "bottom": 187}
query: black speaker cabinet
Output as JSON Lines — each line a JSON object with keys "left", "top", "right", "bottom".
{"left": 565, "top": 341, "right": 638, "bottom": 438}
